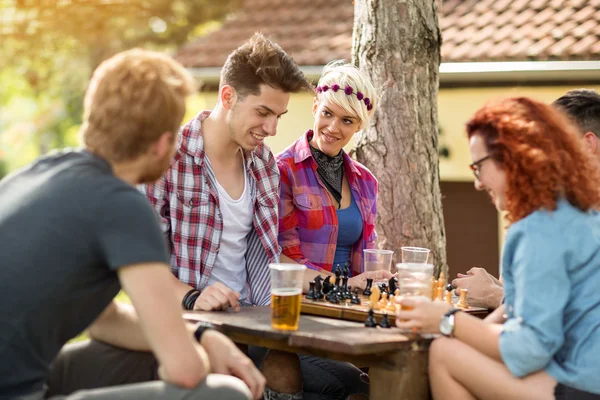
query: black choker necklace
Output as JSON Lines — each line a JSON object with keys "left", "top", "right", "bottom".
{"left": 309, "top": 142, "right": 344, "bottom": 207}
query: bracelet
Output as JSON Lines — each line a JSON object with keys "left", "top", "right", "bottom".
{"left": 194, "top": 321, "right": 216, "bottom": 342}
{"left": 182, "top": 289, "right": 201, "bottom": 310}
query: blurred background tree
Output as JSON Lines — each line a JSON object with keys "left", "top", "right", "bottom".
{"left": 0, "top": 0, "right": 241, "bottom": 170}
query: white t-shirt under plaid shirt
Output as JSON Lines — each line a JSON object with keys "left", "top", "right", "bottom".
{"left": 141, "top": 111, "right": 281, "bottom": 306}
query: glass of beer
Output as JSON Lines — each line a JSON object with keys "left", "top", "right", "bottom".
{"left": 401, "top": 247, "right": 430, "bottom": 264}
{"left": 269, "top": 263, "right": 306, "bottom": 331}
{"left": 364, "top": 249, "right": 394, "bottom": 284}
{"left": 396, "top": 263, "right": 434, "bottom": 311}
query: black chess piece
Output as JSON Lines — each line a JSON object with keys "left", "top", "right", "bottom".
{"left": 306, "top": 281, "right": 316, "bottom": 300}
{"left": 379, "top": 313, "right": 391, "bottom": 328}
{"left": 326, "top": 286, "right": 341, "bottom": 304}
{"left": 363, "top": 278, "right": 373, "bottom": 296}
{"left": 334, "top": 265, "right": 342, "bottom": 288}
{"left": 342, "top": 264, "right": 349, "bottom": 279}
{"left": 446, "top": 283, "right": 454, "bottom": 293}
{"left": 322, "top": 276, "right": 333, "bottom": 294}
{"left": 351, "top": 288, "right": 361, "bottom": 305}
{"left": 364, "top": 309, "right": 377, "bottom": 328}
{"left": 313, "top": 275, "right": 324, "bottom": 300}
{"left": 389, "top": 277, "right": 398, "bottom": 294}
{"left": 342, "top": 283, "right": 352, "bottom": 300}
{"left": 380, "top": 282, "right": 388, "bottom": 293}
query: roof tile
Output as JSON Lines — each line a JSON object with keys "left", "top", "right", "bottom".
{"left": 175, "top": 0, "right": 600, "bottom": 67}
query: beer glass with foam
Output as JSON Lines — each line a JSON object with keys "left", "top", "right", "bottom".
{"left": 269, "top": 263, "right": 306, "bottom": 331}
{"left": 396, "top": 263, "right": 434, "bottom": 311}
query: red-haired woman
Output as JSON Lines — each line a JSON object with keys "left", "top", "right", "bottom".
{"left": 396, "top": 97, "right": 600, "bottom": 400}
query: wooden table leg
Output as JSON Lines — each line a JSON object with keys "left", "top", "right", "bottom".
{"left": 368, "top": 344, "right": 430, "bottom": 400}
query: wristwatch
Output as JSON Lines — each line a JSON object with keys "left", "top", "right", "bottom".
{"left": 439, "top": 309, "right": 462, "bottom": 337}
{"left": 193, "top": 321, "right": 216, "bottom": 342}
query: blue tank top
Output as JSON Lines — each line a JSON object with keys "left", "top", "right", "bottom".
{"left": 332, "top": 194, "right": 363, "bottom": 273}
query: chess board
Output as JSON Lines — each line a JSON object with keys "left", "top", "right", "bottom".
{"left": 301, "top": 296, "right": 489, "bottom": 324}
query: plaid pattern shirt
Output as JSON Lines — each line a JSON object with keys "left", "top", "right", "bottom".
{"left": 141, "top": 111, "right": 280, "bottom": 306}
{"left": 277, "top": 130, "right": 378, "bottom": 277}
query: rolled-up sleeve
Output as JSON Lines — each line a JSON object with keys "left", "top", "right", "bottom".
{"left": 499, "top": 220, "right": 569, "bottom": 377}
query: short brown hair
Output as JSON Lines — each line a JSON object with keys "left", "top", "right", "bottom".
{"left": 220, "top": 33, "right": 313, "bottom": 99}
{"left": 80, "top": 48, "right": 196, "bottom": 162}
{"left": 467, "top": 97, "right": 600, "bottom": 224}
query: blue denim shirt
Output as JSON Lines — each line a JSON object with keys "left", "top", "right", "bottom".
{"left": 500, "top": 199, "right": 600, "bottom": 394}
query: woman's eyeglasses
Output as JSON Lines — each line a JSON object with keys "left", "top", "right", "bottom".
{"left": 469, "top": 154, "right": 492, "bottom": 179}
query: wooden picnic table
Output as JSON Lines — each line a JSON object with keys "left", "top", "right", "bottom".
{"left": 185, "top": 306, "right": 433, "bottom": 400}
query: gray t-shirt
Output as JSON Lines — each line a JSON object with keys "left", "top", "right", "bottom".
{"left": 0, "top": 150, "right": 169, "bottom": 398}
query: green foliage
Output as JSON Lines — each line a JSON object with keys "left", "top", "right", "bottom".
{"left": 0, "top": 0, "right": 241, "bottom": 170}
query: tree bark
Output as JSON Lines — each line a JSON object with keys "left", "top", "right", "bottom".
{"left": 352, "top": 0, "right": 447, "bottom": 276}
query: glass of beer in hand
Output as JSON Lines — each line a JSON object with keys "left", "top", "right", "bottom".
{"left": 269, "top": 263, "right": 306, "bottom": 331}
{"left": 396, "top": 263, "right": 434, "bottom": 311}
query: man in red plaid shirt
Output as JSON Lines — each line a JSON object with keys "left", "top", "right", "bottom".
{"left": 141, "top": 34, "right": 318, "bottom": 399}
{"left": 142, "top": 33, "right": 312, "bottom": 310}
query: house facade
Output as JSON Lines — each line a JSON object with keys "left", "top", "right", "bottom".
{"left": 175, "top": 0, "right": 600, "bottom": 278}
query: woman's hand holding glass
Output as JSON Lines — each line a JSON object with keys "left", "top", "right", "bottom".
{"left": 395, "top": 297, "right": 452, "bottom": 333}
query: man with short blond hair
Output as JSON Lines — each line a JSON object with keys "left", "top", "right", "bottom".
{"left": 0, "top": 49, "right": 263, "bottom": 400}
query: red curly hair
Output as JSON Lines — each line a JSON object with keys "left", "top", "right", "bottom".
{"left": 466, "top": 97, "right": 600, "bottom": 224}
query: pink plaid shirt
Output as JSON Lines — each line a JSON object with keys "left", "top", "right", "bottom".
{"left": 141, "top": 111, "right": 280, "bottom": 306}
{"left": 277, "top": 130, "right": 378, "bottom": 277}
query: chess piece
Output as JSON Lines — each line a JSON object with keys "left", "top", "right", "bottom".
{"left": 379, "top": 292, "right": 388, "bottom": 309}
{"left": 446, "top": 283, "right": 453, "bottom": 293}
{"left": 306, "top": 281, "right": 316, "bottom": 300}
{"left": 388, "top": 277, "right": 398, "bottom": 295}
{"left": 434, "top": 285, "right": 444, "bottom": 301}
{"left": 386, "top": 295, "right": 396, "bottom": 312}
{"left": 351, "top": 288, "right": 361, "bottom": 305}
{"left": 343, "top": 284, "right": 352, "bottom": 300}
{"left": 326, "top": 287, "right": 340, "bottom": 304}
{"left": 456, "top": 288, "right": 469, "bottom": 309}
{"left": 445, "top": 290, "right": 452, "bottom": 305}
{"left": 334, "top": 265, "right": 342, "bottom": 288}
{"left": 363, "top": 278, "right": 373, "bottom": 296}
{"left": 322, "top": 276, "right": 333, "bottom": 294}
{"left": 379, "top": 283, "right": 388, "bottom": 295}
{"left": 342, "top": 274, "right": 349, "bottom": 293}
{"left": 394, "top": 288, "right": 401, "bottom": 297}
{"left": 313, "top": 275, "right": 324, "bottom": 300}
{"left": 369, "top": 285, "right": 381, "bottom": 310}
{"left": 379, "top": 313, "right": 391, "bottom": 328}
{"left": 364, "top": 309, "right": 377, "bottom": 328}
{"left": 436, "top": 274, "right": 445, "bottom": 301}
{"left": 438, "top": 271, "right": 446, "bottom": 290}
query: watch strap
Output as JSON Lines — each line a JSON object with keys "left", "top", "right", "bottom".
{"left": 193, "top": 321, "right": 216, "bottom": 342}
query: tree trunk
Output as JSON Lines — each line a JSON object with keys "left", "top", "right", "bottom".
{"left": 352, "top": 0, "right": 447, "bottom": 276}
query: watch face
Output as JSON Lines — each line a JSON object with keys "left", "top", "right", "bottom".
{"left": 439, "top": 315, "right": 454, "bottom": 336}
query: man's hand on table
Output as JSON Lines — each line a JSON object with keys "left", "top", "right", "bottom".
{"left": 194, "top": 282, "right": 241, "bottom": 312}
{"left": 451, "top": 267, "right": 503, "bottom": 309}
{"left": 200, "top": 330, "right": 266, "bottom": 399}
